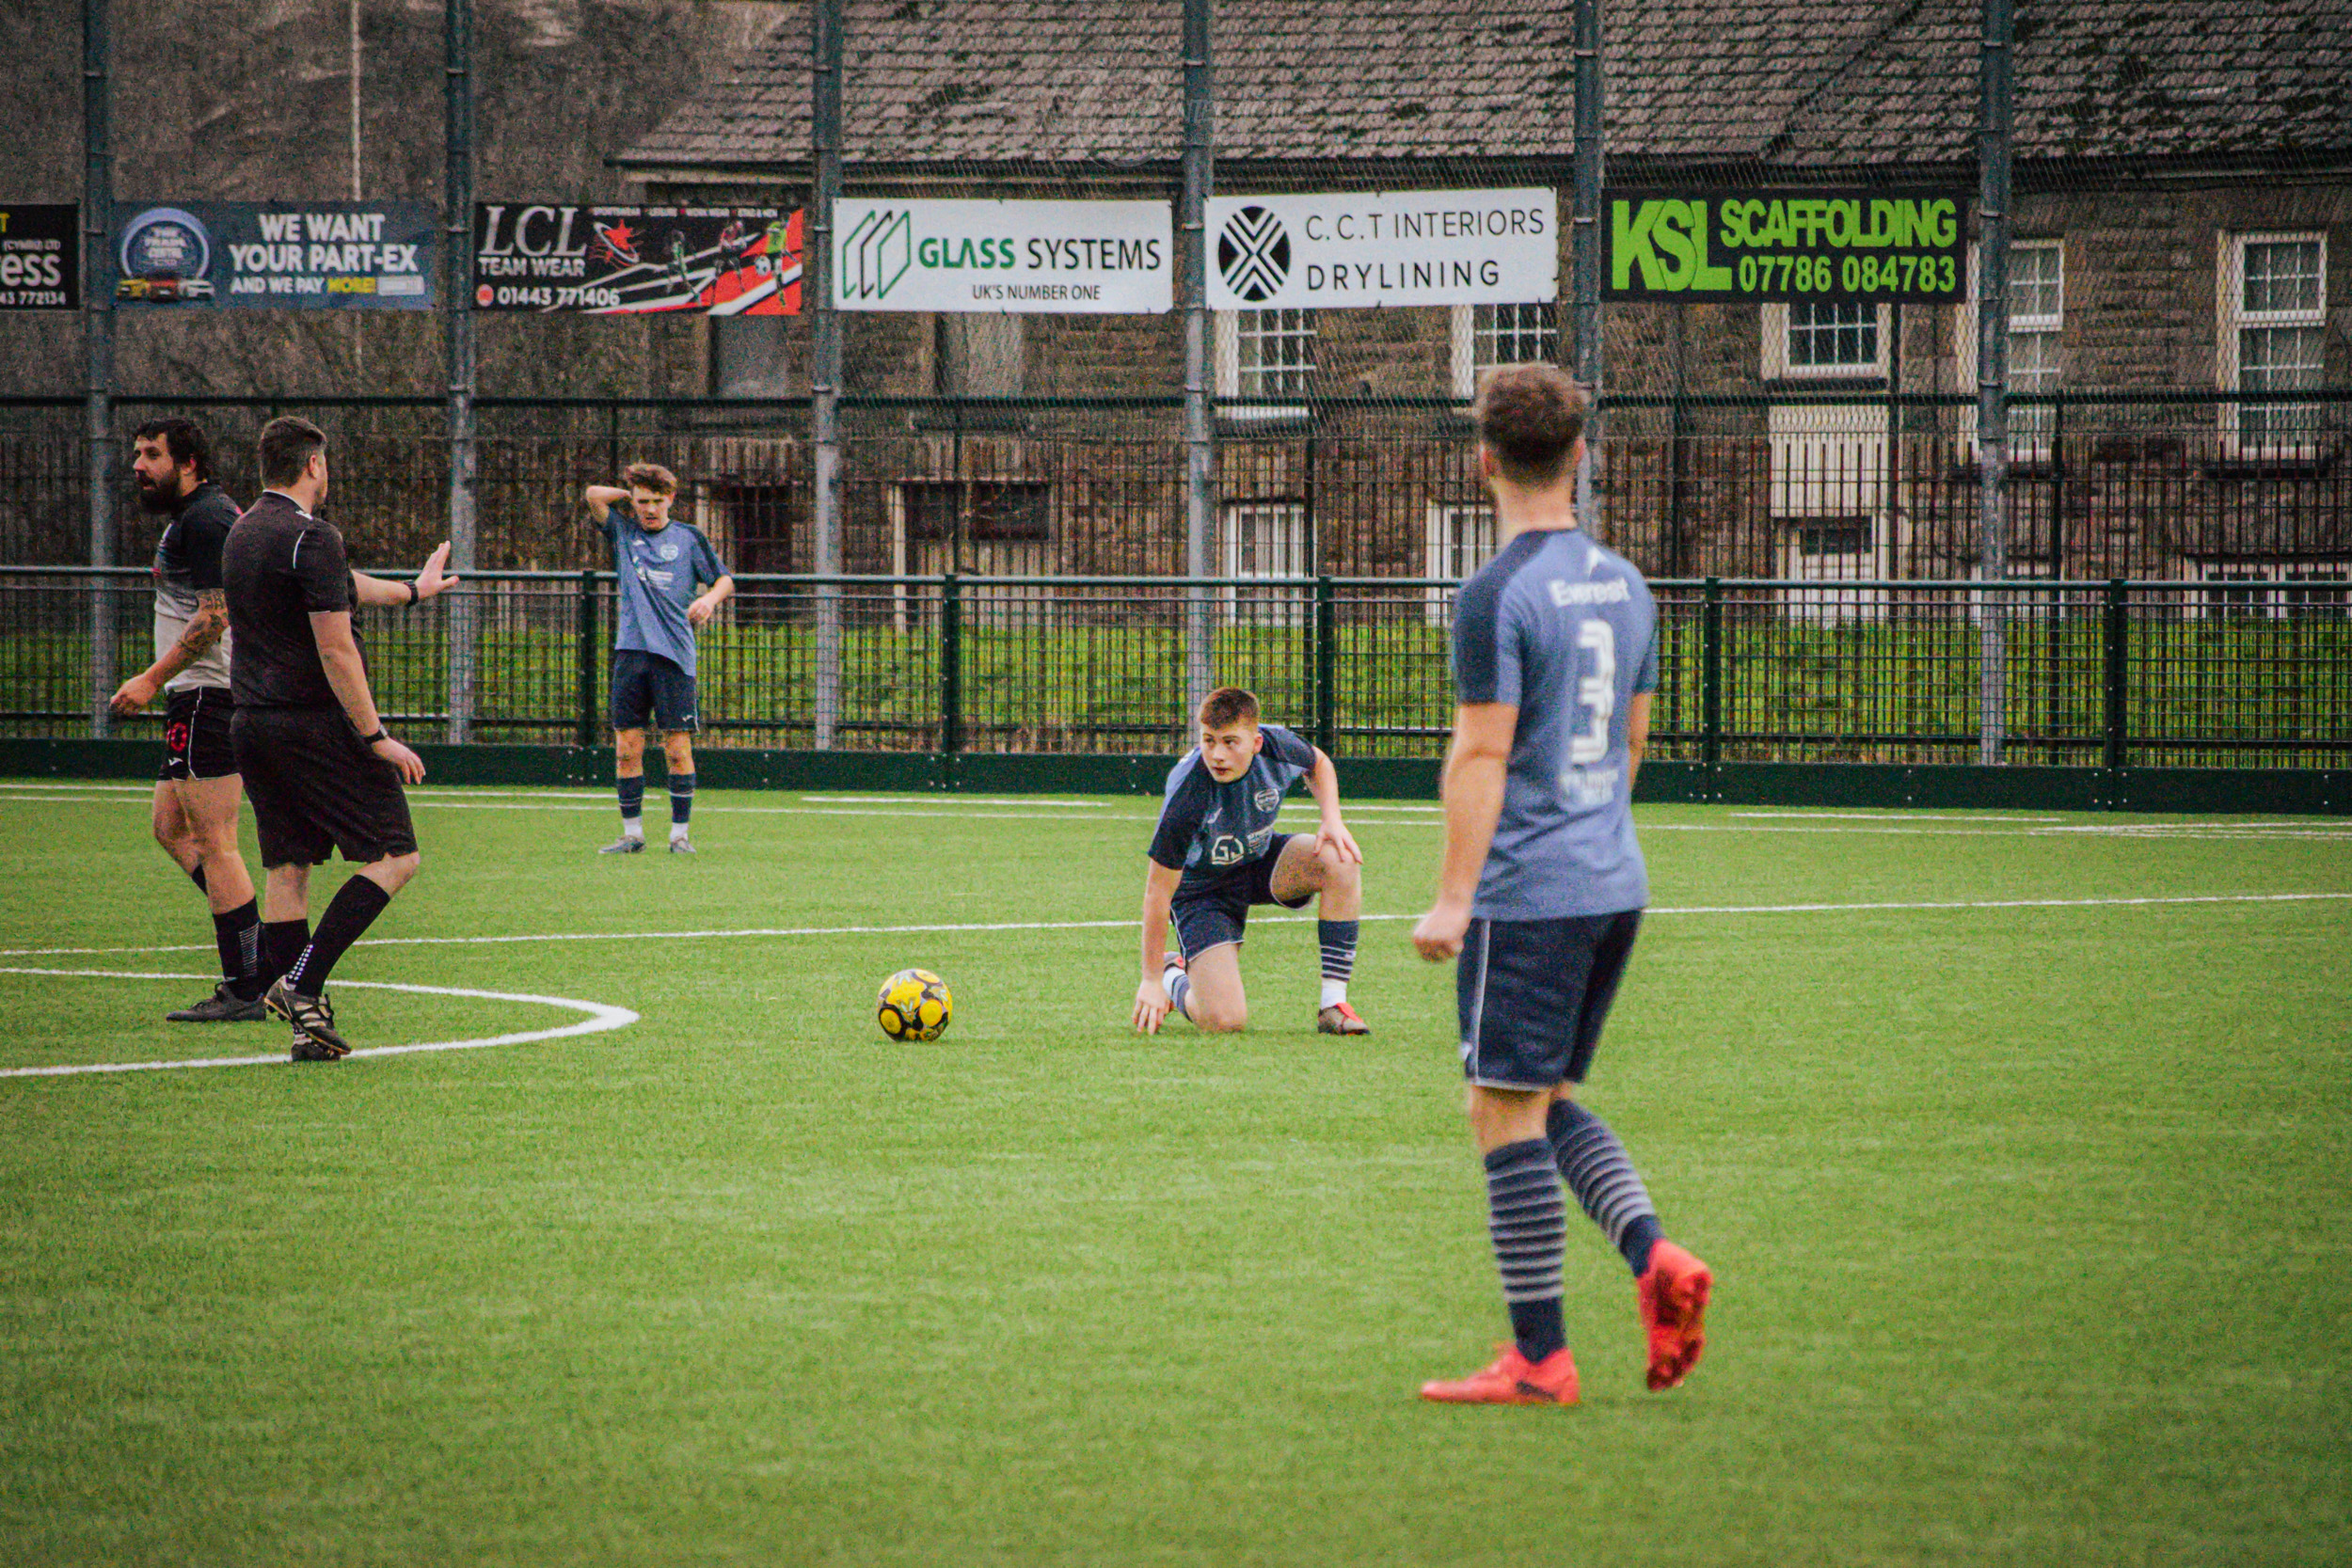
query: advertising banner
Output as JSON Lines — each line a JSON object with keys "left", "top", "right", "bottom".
{"left": 0, "top": 204, "right": 77, "bottom": 310}
{"left": 110, "top": 200, "right": 437, "bottom": 309}
{"left": 1205, "top": 189, "right": 1555, "bottom": 310}
{"left": 473, "top": 205, "right": 798, "bottom": 315}
{"left": 834, "top": 199, "right": 1170, "bottom": 313}
{"left": 1603, "top": 188, "right": 1968, "bottom": 304}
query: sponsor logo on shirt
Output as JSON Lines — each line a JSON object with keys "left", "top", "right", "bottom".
{"left": 1548, "top": 578, "right": 1630, "bottom": 606}
{"left": 1209, "top": 834, "right": 1245, "bottom": 866}
{"left": 1254, "top": 786, "right": 1280, "bottom": 811}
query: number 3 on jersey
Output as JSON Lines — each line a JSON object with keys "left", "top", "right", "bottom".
{"left": 1568, "top": 619, "right": 1615, "bottom": 766}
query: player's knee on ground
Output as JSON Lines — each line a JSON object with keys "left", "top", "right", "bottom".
{"left": 1189, "top": 993, "right": 1248, "bottom": 1032}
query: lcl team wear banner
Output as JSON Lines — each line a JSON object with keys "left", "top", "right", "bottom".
{"left": 473, "top": 206, "right": 799, "bottom": 315}
{"left": 1604, "top": 188, "right": 1968, "bottom": 304}
{"left": 834, "top": 199, "right": 1170, "bottom": 313}
{"left": 0, "top": 205, "right": 77, "bottom": 310}
{"left": 1206, "top": 189, "right": 1555, "bottom": 310}
{"left": 111, "top": 201, "right": 436, "bottom": 309}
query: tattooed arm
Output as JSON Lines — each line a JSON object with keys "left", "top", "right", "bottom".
{"left": 112, "top": 588, "right": 227, "bottom": 715}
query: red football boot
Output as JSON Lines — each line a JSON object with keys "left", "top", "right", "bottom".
{"left": 1420, "top": 1344, "right": 1580, "bottom": 1405}
{"left": 1636, "top": 1240, "right": 1713, "bottom": 1391}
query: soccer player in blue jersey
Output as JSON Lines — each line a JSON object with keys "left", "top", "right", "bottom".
{"left": 1412, "top": 365, "right": 1711, "bottom": 1405}
{"left": 1132, "top": 687, "right": 1369, "bottom": 1037}
{"left": 580, "top": 464, "right": 733, "bottom": 853}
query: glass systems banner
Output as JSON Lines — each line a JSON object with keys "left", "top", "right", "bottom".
{"left": 473, "top": 206, "right": 798, "bottom": 315}
{"left": 1205, "top": 189, "right": 1555, "bottom": 310}
{"left": 111, "top": 201, "right": 436, "bottom": 309}
{"left": 1604, "top": 188, "right": 1967, "bottom": 304}
{"left": 834, "top": 199, "right": 1170, "bottom": 313}
{"left": 0, "top": 205, "right": 76, "bottom": 310}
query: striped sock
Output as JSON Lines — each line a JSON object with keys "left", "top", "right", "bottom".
{"left": 1317, "top": 918, "right": 1358, "bottom": 1007}
{"left": 617, "top": 775, "right": 645, "bottom": 838}
{"left": 1548, "top": 1099, "right": 1663, "bottom": 1275}
{"left": 669, "top": 772, "right": 695, "bottom": 838}
{"left": 1163, "top": 963, "right": 1192, "bottom": 1021}
{"left": 1484, "top": 1137, "right": 1567, "bottom": 1362}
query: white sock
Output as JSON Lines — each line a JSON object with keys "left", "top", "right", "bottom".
{"left": 621, "top": 817, "right": 644, "bottom": 841}
{"left": 670, "top": 820, "right": 691, "bottom": 843}
{"left": 1320, "top": 978, "right": 1348, "bottom": 1009}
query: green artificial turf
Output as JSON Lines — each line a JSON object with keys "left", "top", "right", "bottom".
{"left": 2, "top": 783, "right": 2348, "bottom": 1566}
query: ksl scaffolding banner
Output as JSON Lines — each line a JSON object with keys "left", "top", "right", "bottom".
{"left": 0, "top": 205, "right": 77, "bottom": 310}
{"left": 1603, "top": 188, "right": 1967, "bottom": 303}
{"left": 834, "top": 199, "right": 1170, "bottom": 312}
{"left": 1206, "top": 189, "right": 1555, "bottom": 309}
{"left": 473, "top": 205, "right": 799, "bottom": 314}
{"left": 110, "top": 201, "right": 437, "bottom": 309}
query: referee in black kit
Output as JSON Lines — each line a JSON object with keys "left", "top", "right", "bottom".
{"left": 221, "top": 416, "right": 457, "bottom": 1061}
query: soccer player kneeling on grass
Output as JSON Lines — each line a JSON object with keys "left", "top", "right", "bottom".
{"left": 1132, "top": 688, "right": 1368, "bottom": 1037}
{"left": 1411, "top": 365, "right": 1710, "bottom": 1405}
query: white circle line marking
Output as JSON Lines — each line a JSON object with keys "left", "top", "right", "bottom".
{"left": 0, "top": 970, "right": 639, "bottom": 1079}
{"left": 5, "top": 891, "right": 2345, "bottom": 964}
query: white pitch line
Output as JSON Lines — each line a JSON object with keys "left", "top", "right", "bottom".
{"left": 6, "top": 890, "right": 2344, "bottom": 964}
{"left": 1730, "top": 811, "right": 2066, "bottom": 823}
{"left": 0, "top": 969, "right": 639, "bottom": 1079}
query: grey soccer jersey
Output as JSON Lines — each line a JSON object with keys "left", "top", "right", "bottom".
{"left": 151, "top": 481, "right": 240, "bottom": 692}
{"left": 596, "top": 506, "right": 728, "bottom": 677}
{"left": 1148, "top": 722, "right": 1317, "bottom": 891}
{"left": 1451, "top": 528, "right": 1659, "bottom": 921}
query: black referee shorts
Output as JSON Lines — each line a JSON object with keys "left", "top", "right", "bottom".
{"left": 157, "top": 686, "right": 238, "bottom": 783}
{"left": 230, "top": 706, "right": 420, "bottom": 868}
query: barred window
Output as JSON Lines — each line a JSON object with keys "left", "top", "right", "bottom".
{"left": 1787, "top": 300, "right": 1878, "bottom": 370}
{"left": 1452, "top": 303, "right": 1561, "bottom": 397}
{"left": 1235, "top": 309, "right": 1315, "bottom": 398}
{"left": 2223, "top": 234, "right": 2327, "bottom": 449}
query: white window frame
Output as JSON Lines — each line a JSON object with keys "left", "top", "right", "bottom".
{"left": 1216, "top": 308, "right": 1315, "bottom": 420}
{"left": 2218, "top": 231, "right": 2327, "bottom": 456}
{"left": 2185, "top": 559, "right": 2352, "bottom": 621}
{"left": 1422, "top": 502, "right": 1496, "bottom": 623}
{"left": 1957, "top": 240, "right": 2065, "bottom": 458}
{"left": 1762, "top": 301, "right": 1890, "bottom": 380}
{"left": 1449, "top": 302, "right": 1562, "bottom": 399}
{"left": 1219, "top": 499, "right": 1310, "bottom": 625}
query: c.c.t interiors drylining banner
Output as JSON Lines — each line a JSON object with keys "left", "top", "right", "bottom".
{"left": 110, "top": 201, "right": 437, "bottom": 309}
{"left": 1206, "top": 189, "right": 1556, "bottom": 309}
{"left": 834, "top": 199, "right": 1170, "bottom": 312}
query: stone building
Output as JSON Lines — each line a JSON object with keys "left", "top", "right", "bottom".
{"left": 615, "top": 0, "right": 2352, "bottom": 600}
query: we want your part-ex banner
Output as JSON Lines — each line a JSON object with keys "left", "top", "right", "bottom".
{"left": 110, "top": 201, "right": 437, "bottom": 309}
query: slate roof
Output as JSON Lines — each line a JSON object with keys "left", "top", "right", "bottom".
{"left": 615, "top": 0, "right": 2352, "bottom": 179}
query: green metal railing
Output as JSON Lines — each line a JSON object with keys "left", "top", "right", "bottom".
{"left": 5, "top": 567, "right": 2346, "bottom": 768}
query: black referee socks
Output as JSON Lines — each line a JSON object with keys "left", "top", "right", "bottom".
{"left": 259, "top": 918, "right": 310, "bottom": 992}
{"left": 211, "top": 899, "right": 261, "bottom": 990}
{"left": 283, "top": 878, "right": 391, "bottom": 997}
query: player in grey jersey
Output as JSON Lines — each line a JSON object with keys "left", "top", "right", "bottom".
{"left": 1412, "top": 366, "right": 1711, "bottom": 1405}
{"left": 108, "top": 418, "right": 267, "bottom": 1022}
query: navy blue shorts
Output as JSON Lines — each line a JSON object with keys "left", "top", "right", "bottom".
{"left": 1456, "top": 909, "right": 1643, "bottom": 1089}
{"left": 1170, "top": 834, "right": 1308, "bottom": 959}
{"left": 611, "top": 649, "right": 698, "bottom": 733}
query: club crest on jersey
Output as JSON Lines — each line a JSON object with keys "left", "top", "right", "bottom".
{"left": 1254, "top": 786, "right": 1280, "bottom": 812}
{"left": 657, "top": 543, "right": 679, "bottom": 562}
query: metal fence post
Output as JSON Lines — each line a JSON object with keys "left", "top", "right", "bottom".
{"left": 1570, "top": 0, "right": 1604, "bottom": 532}
{"left": 575, "top": 568, "right": 598, "bottom": 750}
{"left": 83, "top": 0, "right": 114, "bottom": 737}
{"left": 1181, "top": 0, "right": 1216, "bottom": 712}
{"left": 1314, "top": 573, "right": 1336, "bottom": 756}
{"left": 940, "top": 571, "right": 962, "bottom": 755}
{"left": 1975, "top": 0, "right": 2013, "bottom": 765}
{"left": 809, "top": 0, "right": 844, "bottom": 749}
{"left": 2103, "top": 577, "right": 2127, "bottom": 773}
{"left": 1701, "top": 575, "right": 1723, "bottom": 778}
{"left": 443, "top": 0, "right": 478, "bottom": 744}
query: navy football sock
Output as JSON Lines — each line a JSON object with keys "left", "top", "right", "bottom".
{"left": 617, "top": 775, "right": 645, "bottom": 834}
{"left": 1485, "top": 1138, "right": 1567, "bottom": 1363}
{"left": 1317, "top": 919, "right": 1358, "bottom": 1006}
{"left": 1165, "top": 965, "right": 1192, "bottom": 1021}
{"left": 669, "top": 772, "right": 695, "bottom": 829}
{"left": 283, "top": 878, "right": 391, "bottom": 997}
{"left": 1548, "top": 1099, "right": 1662, "bottom": 1275}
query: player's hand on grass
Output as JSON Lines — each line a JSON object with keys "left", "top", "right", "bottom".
{"left": 109, "top": 673, "right": 158, "bottom": 716}
{"left": 1133, "top": 977, "right": 1171, "bottom": 1035}
{"left": 414, "top": 542, "right": 459, "bottom": 600}
{"left": 1315, "top": 816, "right": 1363, "bottom": 865}
{"left": 1412, "top": 900, "right": 1472, "bottom": 961}
{"left": 372, "top": 734, "right": 426, "bottom": 784}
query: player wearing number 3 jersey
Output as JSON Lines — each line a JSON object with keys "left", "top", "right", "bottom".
{"left": 1412, "top": 365, "right": 1710, "bottom": 1406}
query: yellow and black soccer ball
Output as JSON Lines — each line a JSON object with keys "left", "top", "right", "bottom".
{"left": 876, "top": 968, "right": 953, "bottom": 1042}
